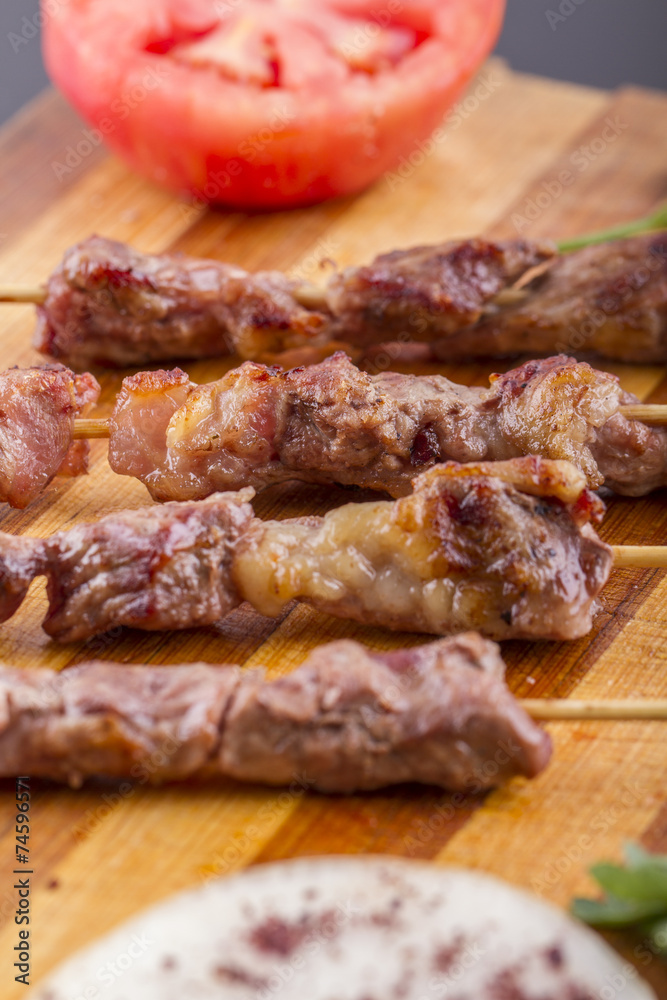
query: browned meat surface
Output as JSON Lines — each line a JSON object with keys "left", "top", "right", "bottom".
{"left": 327, "top": 238, "right": 555, "bottom": 345}
{"left": 32, "top": 233, "right": 667, "bottom": 368}
{"left": 0, "top": 634, "right": 551, "bottom": 791}
{"left": 482, "top": 355, "right": 667, "bottom": 495}
{"left": 108, "top": 353, "right": 667, "bottom": 501}
{"left": 434, "top": 232, "right": 667, "bottom": 363}
{"left": 108, "top": 367, "right": 196, "bottom": 498}
{"left": 0, "top": 458, "right": 613, "bottom": 642}
{"left": 221, "top": 634, "right": 551, "bottom": 792}
{"left": 34, "top": 236, "right": 329, "bottom": 368}
{"left": 0, "top": 535, "right": 45, "bottom": 621}
{"left": 235, "top": 456, "right": 613, "bottom": 641}
{"left": 39, "top": 492, "right": 254, "bottom": 642}
{"left": 0, "top": 661, "right": 237, "bottom": 786}
{"left": 0, "top": 365, "right": 100, "bottom": 508}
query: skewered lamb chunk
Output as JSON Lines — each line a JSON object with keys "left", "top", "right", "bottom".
{"left": 0, "top": 365, "right": 99, "bottom": 507}
{"left": 0, "top": 634, "right": 551, "bottom": 791}
{"left": 108, "top": 352, "right": 667, "bottom": 501}
{"left": 433, "top": 231, "right": 667, "bottom": 363}
{"left": 325, "top": 237, "right": 555, "bottom": 345}
{"left": 32, "top": 235, "right": 552, "bottom": 367}
{"left": 41, "top": 490, "right": 254, "bottom": 642}
{"left": 234, "top": 458, "right": 612, "bottom": 642}
{"left": 0, "top": 535, "right": 45, "bottom": 621}
{"left": 34, "top": 235, "right": 330, "bottom": 368}
{"left": 0, "top": 458, "right": 613, "bottom": 642}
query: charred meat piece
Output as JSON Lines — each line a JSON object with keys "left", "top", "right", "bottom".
{"left": 0, "top": 365, "right": 99, "bottom": 508}
{"left": 236, "top": 457, "right": 613, "bottom": 641}
{"left": 108, "top": 367, "right": 197, "bottom": 499}
{"left": 0, "top": 536, "right": 45, "bottom": 621}
{"left": 327, "top": 238, "right": 555, "bottom": 345}
{"left": 108, "top": 353, "right": 667, "bottom": 501}
{"left": 0, "top": 458, "right": 613, "bottom": 642}
{"left": 0, "top": 634, "right": 551, "bottom": 792}
{"left": 2, "top": 492, "right": 254, "bottom": 642}
{"left": 0, "top": 660, "right": 239, "bottom": 786}
{"left": 434, "top": 232, "right": 667, "bottom": 363}
{"left": 0, "top": 490, "right": 257, "bottom": 641}
{"left": 481, "top": 355, "right": 667, "bottom": 495}
{"left": 34, "top": 236, "right": 330, "bottom": 368}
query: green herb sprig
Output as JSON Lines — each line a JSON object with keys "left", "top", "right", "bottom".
{"left": 557, "top": 203, "right": 667, "bottom": 253}
{"left": 572, "top": 842, "right": 667, "bottom": 958}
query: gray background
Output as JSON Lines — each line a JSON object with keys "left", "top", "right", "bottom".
{"left": 1, "top": 0, "right": 666, "bottom": 126}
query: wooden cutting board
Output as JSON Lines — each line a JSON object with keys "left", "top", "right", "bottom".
{"left": 0, "top": 58, "right": 666, "bottom": 995}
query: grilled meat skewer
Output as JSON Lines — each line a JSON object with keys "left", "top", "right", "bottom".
{"left": 0, "top": 634, "right": 551, "bottom": 792}
{"left": 108, "top": 352, "right": 667, "bottom": 501}
{"left": 6, "top": 230, "right": 664, "bottom": 368}
{"left": 0, "top": 457, "right": 613, "bottom": 643}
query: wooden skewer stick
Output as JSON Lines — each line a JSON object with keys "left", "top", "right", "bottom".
{"left": 0, "top": 284, "right": 534, "bottom": 311}
{"left": 72, "top": 408, "right": 667, "bottom": 433}
{"left": 72, "top": 418, "right": 110, "bottom": 440}
{"left": 619, "top": 404, "right": 667, "bottom": 424}
{"left": 0, "top": 283, "right": 530, "bottom": 311}
{"left": 523, "top": 699, "right": 667, "bottom": 721}
{"left": 292, "top": 282, "right": 329, "bottom": 311}
{"left": 71, "top": 407, "right": 667, "bottom": 435}
{"left": 489, "top": 286, "right": 530, "bottom": 307}
{"left": 0, "top": 271, "right": 315, "bottom": 313}
{"left": 612, "top": 545, "right": 667, "bottom": 569}
{"left": 0, "top": 286, "right": 46, "bottom": 305}
{"left": 73, "top": 402, "right": 667, "bottom": 429}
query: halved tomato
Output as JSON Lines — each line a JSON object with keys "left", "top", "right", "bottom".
{"left": 43, "top": 0, "right": 505, "bottom": 209}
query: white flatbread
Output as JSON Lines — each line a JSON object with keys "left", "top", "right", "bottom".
{"left": 31, "top": 856, "right": 655, "bottom": 1000}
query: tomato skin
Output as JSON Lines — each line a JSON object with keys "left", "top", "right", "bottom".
{"left": 43, "top": 0, "right": 505, "bottom": 209}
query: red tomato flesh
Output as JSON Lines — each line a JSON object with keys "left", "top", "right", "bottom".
{"left": 43, "top": 0, "right": 505, "bottom": 209}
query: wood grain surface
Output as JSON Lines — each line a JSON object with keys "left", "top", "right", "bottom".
{"left": 0, "top": 60, "right": 666, "bottom": 995}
